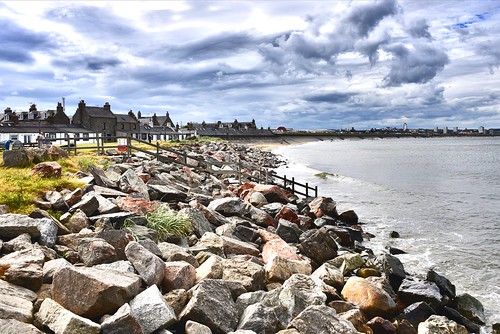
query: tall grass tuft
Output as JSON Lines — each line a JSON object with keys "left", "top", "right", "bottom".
{"left": 145, "top": 204, "right": 193, "bottom": 240}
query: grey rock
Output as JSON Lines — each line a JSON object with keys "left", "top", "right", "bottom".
{"left": 69, "top": 192, "right": 100, "bottom": 216}
{"left": 298, "top": 227, "right": 338, "bottom": 264}
{"left": 403, "top": 302, "right": 436, "bottom": 329}
{"left": 427, "top": 269, "right": 456, "bottom": 299}
{"left": 158, "top": 242, "right": 199, "bottom": 267}
{"left": 453, "top": 293, "right": 486, "bottom": 325}
{"left": 37, "top": 298, "right": 101, "bottom": 334}
{"left": 376, "top": 253, "right": 407, "bottom": 291}
{"left": 45, "top": 190, "right": 69, "bottom": 212}
{"left": 92, "top": 185, "right": 127, "bottom": 197}
{"left": 0, "top": 214, "right": 40, "bottom": 239}
{"left": 101, "top": 303, "right": 142, "bottom": 334}
{"left": 238, "top": 302, "right": 281, "bottom": 334}
{"left": 398, "top": 278, "right": 442, "bottom": 309}
{"left": 0, "top": 279, "right": 36, "bottom": 323}
{"left": 417, "top": 315, "right": 468, "bottom": 334}
{"left": 148, "top": 184, "right": 188, "bottom": 202}
{"left": 52, "top": 266, "right": 142, "bottom": 319}
{"left": 0, "top": 319, "right": 44, "bottom": 334}
{"left": 129, "top": 285, "right": 177, "bottom": 334}
{"left": 208, "top": 197, "right": 247, "bottom": 217}
{"left": 37, "top": 218, "right": 58, "bottom": 247}
{"left": 276, "top": 219, "right": 302, "bottom": 243}
{"left": 180, "top": 207, "right": 213, "bottom": 238}
{"left": 125, "top": 241, "right": 165, "bottom": 286}
{"left": 180, "top": 279, "right": 239, "bottom": 334}
{"left": 94, "top": 260, "right": 136, "bottom": 273}
{"left": 222, "top": 257, "right": 266, "bottom": 292}
{"left": 2, "top": 233, "right": 32, "bottom": 252}
{"left": 119, "top": 169, "right": 150, "bottom": 200}
{"left": 77, "top": 237, "right": 117, "bottom": 266}
{"left": 43, "top": 258, "right": 72, "bottom": 283}
{"left": 288, "top": 305, "right": 359, "bottom": 334}
{"left": 185, "top": 320, "right": 212, "bottom": 334}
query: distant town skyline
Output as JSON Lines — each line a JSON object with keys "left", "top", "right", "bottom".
{"left": 1, "top": 1, "right": 499, "bottom": 130}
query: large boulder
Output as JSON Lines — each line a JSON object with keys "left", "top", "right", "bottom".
{"left": 237, "top": 302, "right": 281, "bottom": 334}
{"left": 288, "top": 305, "right": 359, "bottom": 334}
{"left": 376, "top": 253, "right": 407, "bottom": 291}
{"left": 265, "top": 256, "right": 312, "bottom": 283}
{"left": 453, "top": 293, "right": 486, "bottom": 325}
{"left": 30, "top": 161, "right": 62, "bottom": 178}
{"left": 298, "top": 227, "right": 338, "bottom": 264}
{"left": 397, "top": 278, "right": 442, "bottom": 309}
{"left": 36, "top": 298, "right": 101, "bottom": 334}
{"left": 119, "top": 169, "right": 150, "bottom": 200}
{"left": 426, "top": 269, "right": 456, "bottom": 299}
{"left": 208, "top": 197, "right": 247, "bottom": 217}
{"left": 128, "top": 285, "right": 177, "bottom": 333}
{"left": 179, "top": 207, "right": 213, "bottom": 238}
{"left": 0, "top": 214, "right": 40, "bottom": 239}
{"left": 125, "top": 241, "right": 165, "bottom": 286}
{"left": 180, "top": 279, "right": 239, "bottom": 334}
{"left": 308, "top": 197, "right": 338, "bottom": 218}
{"left": 52, "top": 266, "right": 142, "bottom": 319}
{"left": 2, "top": 149, "right": 32, "bottom": 167}
{"left": 162, "top": 261, "right": 197, "bottom": 291}
{"left": 341, "top": 276, "right": 397, "bottom": 317}
{"left": 252, "top": 184, "right": 294, "bottom": 204}
{"left": 222, "top": 257, "right": 266, "bottom": 292}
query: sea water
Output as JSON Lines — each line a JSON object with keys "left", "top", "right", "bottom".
{"left": 273, "top": 136, "right": 500, "bottom": 329}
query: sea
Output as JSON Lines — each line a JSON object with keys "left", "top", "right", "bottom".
{"left": 272, "top": 136, "right": 500, "bottom": 331}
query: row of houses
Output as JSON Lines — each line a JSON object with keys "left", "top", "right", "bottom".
{"left": 0, "top": 100, "right": 192, "bottom": 145}
{"left": 0, "top": 100, "right": 276, "bottom": 146}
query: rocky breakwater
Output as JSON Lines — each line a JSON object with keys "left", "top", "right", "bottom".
{"left": 0, "top": 141, "right": 495, "bottom": 334}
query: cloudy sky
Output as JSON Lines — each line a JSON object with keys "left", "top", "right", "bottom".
{"left": 1, "top": 0, "right": 499, "bottom": 130}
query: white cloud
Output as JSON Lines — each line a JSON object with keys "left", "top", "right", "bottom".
{"left": 0, "top": 0, "right": 499, "bottom": 129}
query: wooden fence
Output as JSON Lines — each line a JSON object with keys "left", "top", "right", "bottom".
{"left": 3, "top": 134, "right": 318, "bottom": 198}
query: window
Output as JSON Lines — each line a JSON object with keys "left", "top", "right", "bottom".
{"left": 83, "top": 133, "right": 89, "bottom": 141}
{"left": 103, "top": 122, "right": 106, "bottom": 130}
{"left": 121, "top": 124, "right": 124, "bottom": 129}
{"left": 10, "top": 135, "right": 18, "bottom": 140}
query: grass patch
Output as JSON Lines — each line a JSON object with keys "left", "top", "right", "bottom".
{"left": 0, "top": 166, "right": 83, "bottom": 214}
{"left": 145, "top": 204, "right": 193, "bottom": 240}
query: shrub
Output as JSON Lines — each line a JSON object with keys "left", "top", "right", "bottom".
{"left": 145, "top": 204, "right": 193, "bottom": 240}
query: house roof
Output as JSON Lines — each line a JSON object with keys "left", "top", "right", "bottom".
{"left": 115, "top": 114, "right": 138, "bottom": 124}
{"left": 0, "top": 123, "right": 95, "bottom": 134}
{"left": 85, "top": 107, "right": 116, "bottom": 119}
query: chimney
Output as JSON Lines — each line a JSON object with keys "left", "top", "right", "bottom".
{"left": 57, "top": 102, "right": 63, "bottom": 114}
{"left": 62, "top": 97, "right": 66, "bottom": 112}
{"left": 29, "top": 104, "right": 37, "bottom": 112}
{"left": 104, "top": 102, "right": 111, "bottom": 112}
{"left": 4, "top": 107, "right": 12, "bottom": 114}
{"left": 78, "top": 100, "right": 86, "bottom": 111}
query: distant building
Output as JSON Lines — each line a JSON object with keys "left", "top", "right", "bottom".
{"left": 403, "top": 123, "right": 408, "bottom": 132}
{"left": 72, "top": 100, "right": 117, "bottom": 141}
{"left": 188, "top": 119, "right": 274, "bottom": 137}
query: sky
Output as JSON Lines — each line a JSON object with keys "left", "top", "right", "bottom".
{"left": 1, "top": 0, "right": 500, "bottom": 130}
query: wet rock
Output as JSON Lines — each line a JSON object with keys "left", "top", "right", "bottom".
{"left": 125, "top": 241, "right": 165, "bottom": 286}
{"left": 426, "top": 269, "right": 455, "bottom": 299}
{"left": 276, "top": 219, "right": 302, "bottom": 243}
{"left": 253, "top": 184, "right": 295, "bottom": 204}
{"left": 417, "top": 315, "right": 467, "bottom": 334}
{"left": 308, "top": 197, "right": 338, "bottom": 218}
{"left": 367, "top": 316, "right": 397, "bottom": 334}
{"left": 180, "top": 279, "right": 239, "bottom": 334}
{"left": 37, "top": 298, "right": 101, "bottom": 334}
{"left": 52, "top": 266, "right": 142, "bottom": 319}
{"left": 398, "top": 278, "right": 442, "bottom": 309}
{"left": 288, "top": 305, "right": 359, "bottom": 334}
{"left": 403, "top": 302, "right": 436, "bottom": 329}
{"left": 237, "top": 302, "right": 281, "bottom": 334}
{"left": 376, "top": 253, "right": 406, "bottom": 291}
{"left": 441, "top": 306, "right": 481, "bottom": 333}
{"left": 0, "top": 319, "right": 44, "bottom": 334}
{"left": 338, "top": 210, "right": 358, "bottom": 225}
{"left": 341, "top": 276, "right": 397, "bottom": 317}
{"left": 162, "top": 261, "right": 197, "bottom": 291}
{"left": 453, "top": 293, "right": 486, "bottom": 325}
{"left": 0, "top": 214, "right": 40, "bottom": 239}
{"left": 298, "top": 227, "right": 338, "bottom": 264}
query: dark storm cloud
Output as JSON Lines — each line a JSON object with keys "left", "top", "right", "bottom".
{"left": 52, "top": 55, "right": 122, "bottom": 71}
{"left": 258, "top": 0, "right": 399, "bottom": 74}
{"left": 45, "top": 5, "right": 137, "bottom": 40}
{"left": 0, "top": 19, "right": 54, "bottom": 63}
{"left": 303, "top": 92, "right": 355, "bottom": 104}
{"left": 162, "top": 31, "right": 279, "bottom": 61}
{"left": 406, "top": 19, "right": 432, "bottom": 39}
{"left": 382, "top": 42, "right": 449, "bottom": 86}
{"left": 344, "top": 0, "right": 399, "bottom": 37}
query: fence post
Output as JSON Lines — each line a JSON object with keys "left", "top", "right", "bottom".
{"left": 306, "top": 182, "right": 309, "bottom": 198}
{"left": 238, "top": 160, "right": 242, "bottom": 184}
{"left": 156, "top": 142, "right": 160, "bottom": 161}
{"left": 283, "top": 175, "right": 287, "bottom": 189}
{"left": 315, "top": 185, "right": 318, "bottom": 198}
{"left": 292, "top": 177, "right": 295, "bottom": 193}
{"left": 127, "top": 135, "right": 131, "bottom": 157}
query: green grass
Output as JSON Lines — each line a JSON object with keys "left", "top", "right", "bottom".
{"left": 145, "top": 204, "right": 193, "bottom": 240}
{"left": 314, "top": 171, "right": 336, "bottom": 179}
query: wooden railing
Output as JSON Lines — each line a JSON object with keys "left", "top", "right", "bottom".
{"left": 3, "top": 134, "right": 319, "bottom": 198}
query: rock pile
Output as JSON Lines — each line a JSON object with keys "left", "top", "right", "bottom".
{"left": 0, "top": 141, "right": 492, "bottom": 333}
